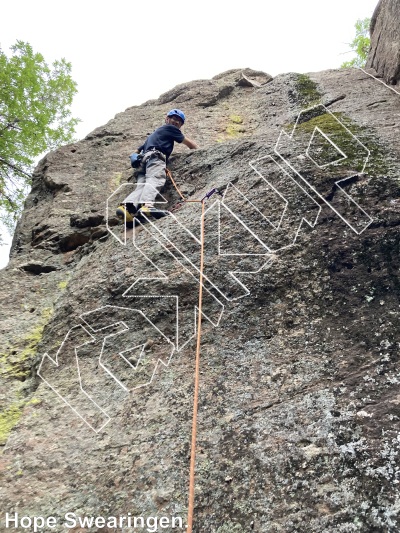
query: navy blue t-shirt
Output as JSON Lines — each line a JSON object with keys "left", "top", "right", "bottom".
{"left": 139, "top": 124, "right": 184, "bottom": 160}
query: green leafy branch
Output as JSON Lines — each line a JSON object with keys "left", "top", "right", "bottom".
{"left": 0, "top": 41, "right": 80, "bottom": 234}
{"left": 341, "top": 18, "right": 371, "bottom": 68}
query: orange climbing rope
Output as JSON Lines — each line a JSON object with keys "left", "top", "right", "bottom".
{"left": 166, "top": 167, "right": 207, "bottom": 533}
{"left": 166, "top": 168, "right": 185, "bottom": 201}
{"left": 187, "top": 199, "right": 205, "bottom": 533}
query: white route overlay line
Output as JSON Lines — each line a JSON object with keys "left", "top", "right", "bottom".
{"left": 80, "top": 305, "right": 175, "bottom": 393}
{"left": 359, "top": 67, "right": 400, "bottom": 96}
{"left": 121, "top": 246, "right": 225, "bottom": 352}
{"left": 203, "top": 199, "right": 275, "bottom": 298}
{"left": 132, "top": 206, "right": 272, "bottom": 302}
{"left": 106, "top": 182, "right": 169, "bottom": 245}
{"left": 217, "top": 191, "right": 279, "bottom": 254}
{"left": 44, "top": 70, "right": 397, "bottom": 432}
{"left": 306, "top": 127, "right": 347, "bottom": 168}
{"left": 122, "top": 286, "right": 225, "bottom": 352}
{"left": 243, "top": 158, "right": 291, "bottom": 233}
{"left": 122, "top": 242, "right": 209, "bottom": 352}
{"left": 227, "top": 156, "right": 322, "bottom": 253}
{"left": 39, "top": 209, "right": 225, "bottom": 432}
{"left": 123, "top": 294, "right": 219, "bottom": 353}
{"left": 273, "top": 103, "right": 373, "bottom": 235}
{"left": 38, "top": 324, "right": 111, "bottom": 433}
{"left": 119, "top": 248, "right": 181, "bottom": 349}
{"left": 38, "top": 305, "right": 176, "bottom": 432}
{"left": 106, "top": 183, "right": 135, "bottom": 246}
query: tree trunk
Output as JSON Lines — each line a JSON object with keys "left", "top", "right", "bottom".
{"left": 366, "top": 0, "right": 400, "bottom": 85}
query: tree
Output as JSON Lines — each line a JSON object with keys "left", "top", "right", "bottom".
{"left": 341, "top": 18, "right": 371, "bottom": 68}
{"left": 0, "top": 41, "right": 79, "bottom": 237}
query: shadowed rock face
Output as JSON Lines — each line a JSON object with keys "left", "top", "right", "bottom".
{"left": 366, "top": 0, "right": 400, "bottom": 85}
{"left": 1, "top": 66, "right": 400, "bottom": 532}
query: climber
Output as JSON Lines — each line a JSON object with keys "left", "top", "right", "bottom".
{"left": 117, "top": 109, "right": 198, "bottom": 224}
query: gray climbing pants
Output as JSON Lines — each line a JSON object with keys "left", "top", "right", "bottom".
{"left": 123, "top": 151, "right": 166, "bottom": 208}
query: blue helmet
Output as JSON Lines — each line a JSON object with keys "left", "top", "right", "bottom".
{"left": 167, "top": 108, "right": 185, "bottom": 124}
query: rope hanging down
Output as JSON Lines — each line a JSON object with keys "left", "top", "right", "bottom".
{"left": 166, "top": 168, "right": 219, "bottom": 533}
{"left": 187, "top": 198, "right": 205, "bottom": 533}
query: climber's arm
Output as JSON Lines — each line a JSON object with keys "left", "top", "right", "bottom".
{"left": 182, "top": 137, "right": 198, "bottom": 150}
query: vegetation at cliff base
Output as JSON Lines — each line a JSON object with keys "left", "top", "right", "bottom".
{"left": 0, "top": 41, "right": 79, "bottom": 238}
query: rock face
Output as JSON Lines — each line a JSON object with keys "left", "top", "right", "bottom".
{"left": 366, "top": 0, "right": 400, "bottom": 85}
{"left": 1, "top": 67, "right": 400, "bottom": 532}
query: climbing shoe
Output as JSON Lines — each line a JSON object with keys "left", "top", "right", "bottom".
{"left": 138, "top": 206, "right": 170, "bottom": 218}
{"left": 116, "top": 204, "right": 134, "bottom": 223}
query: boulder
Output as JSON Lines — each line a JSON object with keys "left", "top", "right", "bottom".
{"left": 1, "top": 66, "right": 400, "bottom": 531}
{"left": 366, "top": 0, "right": 400, "bottom": 85}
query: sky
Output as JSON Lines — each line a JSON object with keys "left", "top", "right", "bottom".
{"left": 0, "top": 0, "right": 379, "bottom": 268}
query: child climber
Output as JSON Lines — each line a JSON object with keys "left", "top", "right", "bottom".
{"left": 118, "top": 109, "right": 198, "bottom": 223}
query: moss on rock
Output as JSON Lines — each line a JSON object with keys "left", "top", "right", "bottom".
{"left": 0, "top": 402, "right": 24, "bottom": 446}
{"left": 285, "top": 108, "right": 393, "bottom": 177}
{"left": 0, "top": 307, "right": 53, "bottom": 379}
{"left": 292, "top": 74, "right": 322, "bottom": 107}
